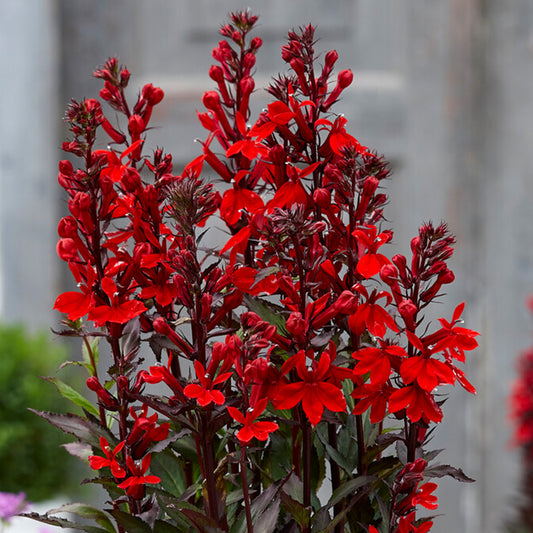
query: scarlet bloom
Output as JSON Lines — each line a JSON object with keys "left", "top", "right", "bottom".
{"left": 352, "top": 381, "right": 394, "bottom": 423}
{"left": 388, "top": 383, "right": 443, "bottom": 423}
{"left": 88, "top": 437, "right": 126, "bottom": 479}
{"left": 353, "top": 341, "right": 407, "bottom": 385}
{"left": 425, "top": 302, "right": 479, "bottom": 362}
{"left": 183, "top": 360, "right": 232, "bottom": 407}
{"left": 88, "top": 277, "right": 146, "bottom": 325}
{"left": 397, "top": 513, "right": 433, "bottom": 533}
{"left": 400, "top": 332, "right": 455, "bottom": 391}
{"left": 227, "top": 398, "right": 279, "bottom": 444}
{"left": 346, "top": 285, "right": 399, "bottom": 339}
{"left": 410, "top": 482, "right": 438, "bottom": 510}
{"left": 274, "top": 350, "right": 347, "bottom": 426}
{"left": 225, "top": 112, "right": 274, "bottom": 160}
{"left": 316, "top": 115, "right": 368, "bottom": 155}
{"left": 353, "top": 225, "right": 392, "bottom": 279}
{"left": 117, "top": 454, "right": 161, "bottom": 499}
{"left": 220, "top": 183, "right": 264, "bottom": 226}
{"left": 95, "top": 139, "right": 144, "bottom": 183}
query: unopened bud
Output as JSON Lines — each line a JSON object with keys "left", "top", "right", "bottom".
{"left": 313, "top": 187, "right": 331, "bottom": 208}
{"left": 250, "top": 36, "right": 263, "bottom": 51}
{"left": 337, "top": 69, "right": 353, "bottom": 89}
{"left": 324, "top": 50, "right": 339, "bottom": 70}
{"left": 128, "top": 114, "right": 145, "bottom": 136}
{"left": 120, "top": 68, "right": 130, "bottom": 85}
{"left": 202, "top": 90, "right": 221, "bottom": 111}
{"left": 56, "top": 238, "right": 78, "bottom": 261}
{"left": 209, "top": 65, "right": 225, "bottom": 83}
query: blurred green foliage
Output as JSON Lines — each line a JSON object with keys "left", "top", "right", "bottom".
{"left": 0, "top": 323, "right": 81, "bottom": 501}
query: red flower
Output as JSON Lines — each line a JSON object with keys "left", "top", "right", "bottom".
{"left": 352, "top": 381, "right": 394, "bottom": 423}
{"left": 225, "top": 112, "right": 274, "bottom": 160}
{"left": 316, "top": 115, "right": 368, "bottom": 155}
{"left": 117, "top": 454, "right": 161, "bottom": 499}
{"left": 274, "top": 350, "right": 347, "bottom": 426}
{"left": 353, "top": 341, "right": 407, "bottom": 385}
{"left": 94, "top": 140, "right": 144, "bottom": 183}
{"left": 425, "top": 302, "right": 479, "bottom": 362}
{"left": 410, "top": 482, "right": 438, "bottom": 510}
{"left": 227, "top": 398, "right": 279, "bottom": 444}
{"left": 267, "top": 162, "right": 319, "bottom": 211}
{"left": 397, "top": 513, "right": 433, "bottom": 533}
{"left": 388, "top": 384, "right": 443, "bottom": 423}
{"left": 54, "top": 290, "right": 93, "bottom": 320}
{"left": 183, "top": 360, "right": 232, "bottom": 407}
{"left": 347, "top": 285, "right": 399, "bottom": 339}
{"left": 400, "top": 332, "right": 456, "bottom": 391}
{"left": 353, "top": 225, "right": 392, "bottom": 278}
{"left": 88, "top": 277, "right": 146, "bottom": 325}
{"left": 142, "top": 356, "right": 185, "bottom": 401}
{"left": 88, "top": 437, "right": 126, "bottom": 479}
{"left": 220, "top": 182, "right": 265, "bottom": 226}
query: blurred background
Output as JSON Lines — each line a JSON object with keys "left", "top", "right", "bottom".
{"left": 2, "top": 0, "right": 533, "bottom": 532}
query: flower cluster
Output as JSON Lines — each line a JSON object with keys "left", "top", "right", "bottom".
{"left": 34, "top": 11, "right": 477, "bottom": 533}
{"left": 508, "top": 298, "right": 533, "bottom": 531}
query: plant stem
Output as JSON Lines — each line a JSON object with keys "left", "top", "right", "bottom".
{"left": 201, "top": 414, "right": 221, "bottom": 524}
{"left": 356, "top": 414, "right": 365, "bottom": 475}
{"left": 240, "top": 446, "right": 254, "bottom": 533}
{"left": 328, "top": 423, "right": 344, "bottom": 533}
{"left": 302, "top": 416, "right": 312, "bottom": 512}
{"left": 407, "top": 421, "right": 418, "bottom": 463}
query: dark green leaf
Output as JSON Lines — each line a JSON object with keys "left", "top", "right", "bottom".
{"left": 178, "top": 507, "right": 225, "bottom": 532}
{"left": 231, "top": 482, "right": 280, "bottom": 533}
{"left": 120, "top": 317, "right": 140, "bottom": 362}
{"left": 254, "top": 498, "right": 280, "bottom": 533}
{"left": 20, "top": 512, "right": 110, "bottom": 533}
{"left": 48, "top": 503, "right": 116, "bottom": 533}
{"left": 316, "top": 427, "right": 356, "bottom": 474}
{"left": 109, "top": 510, "right": 151, "bottom": 533}
{"left": 45, "top": 377, "right": 99, "bottom": 416}
{"left": 327, "top": 476, "right": 376, "bottom": 509}
{"left": 30, "top": 410, "right": 108, "bottom": 447}
{"left": 154, "top": 519, "right": 181, "bottom": 533}
{"left": 280, "top": 491, "right": 310, "bottom": 528}
{"left": 425, "top": 464, "right": 475, "bottom": 483}
{"left": 151, "top": 449, "right": 186, "bottom": 497}
{"left": 242, "top": 294, "right": 286, "bottom": 332}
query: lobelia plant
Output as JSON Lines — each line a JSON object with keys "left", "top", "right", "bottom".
{"left": 24, "top": 11, "right": 479, "bottom": 533}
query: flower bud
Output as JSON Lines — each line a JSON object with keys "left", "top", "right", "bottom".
{"left": 337, "top": 69, "right": 353, "bottom": 89}
{"left": 243, "top": 53, "right": 256, "bottom": 71}
{"left": 58, "top": 216, "right": 78, "bottom": 239}
{"left": 313, "top": 187, "right": 331, "bottom": 209}
{"left": 128, "top": 114, "right": 145, "bottom": 136}
{"left": 250, "top": 36, "right": 263, "bottom": 51}
{"left": 120, "top": 68, "right": 130, "bottom": 85}
{"left": 324, "top": 50, "right": 338, "bottom": 70}
{"left": 379, "top": 264, "right": 399, "bottom": 285}
{"left": 58, "top": 160, "right": 74, "bottom": 176}
{"left": 286, "top": 311, "right": 306, "bottom": 337}
{"left": 56, "top": 238, "right": 78, "bottom": 261}
{"left": 239, "top": 76, "right": 255, "bottom": 96}
{"left": 121, "top": 168, "right": 142, "bottom": 192}
{"left": 241, "top": 311, "right": 262, "bottom": 330}
{"left": 202, "top": 90, "right": 221, "bottom": 111}
{"left": 209, "top": 65, "right": 225, "bottom": 83}
{"left": 438, "top": 268, "right": 455, "bottom": 284}
{"left": 398, "top": 299, "right": 417, "bottom": 319}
